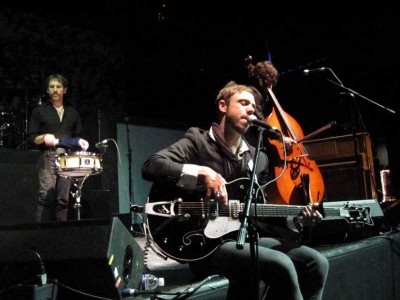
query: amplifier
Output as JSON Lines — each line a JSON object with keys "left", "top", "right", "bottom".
{"left": 304, "top": 133, "right": 378, "bottom": 201}
{"left": 304, "top": 132, "right": 373, "bottom": 163}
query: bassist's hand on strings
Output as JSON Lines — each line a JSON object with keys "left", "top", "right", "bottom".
{"left": 297, "top": 203, "right": 322, "bottom": 227}
{"left": 283, "top": 136, "right": 297, "bottom": 151}
{"left": 197, "top": 166, "right": 228, "bottom": 205}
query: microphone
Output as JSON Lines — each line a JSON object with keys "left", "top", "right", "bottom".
{"left": 303, "top": 67, "right": 326, "bottom": 75}
{"left": 95, "top": 139, "right": 108, "bottom": 148}
{"left": 247, "top": 115, "right": 280, "bottom": 133}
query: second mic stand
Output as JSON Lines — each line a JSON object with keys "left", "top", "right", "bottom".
{"left": 125, "top": 121, "right": 133, "bottom": 205}
{"left": 326, "top": 73, "right": 396, "bottom": 199}
{"left": 236, "top": 127, "right": 264, "bottom": 300}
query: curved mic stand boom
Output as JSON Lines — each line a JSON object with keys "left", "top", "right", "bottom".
{"left": 326, "top": 77, "right": 396, "bottom": 115}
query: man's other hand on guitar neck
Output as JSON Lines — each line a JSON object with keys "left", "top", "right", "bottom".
{"left": 298, "top": 203, "right": 323, "bottom": 227}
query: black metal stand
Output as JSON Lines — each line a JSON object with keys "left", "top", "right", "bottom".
{"left": 125, "top": 119, "right": 134, "bottom": 206}
{"left": 71, "top": 176, "right": 89, "bottom": 220}
{"left": 97, "top": 109, "right": 103, "bottom": 143}
{"left": 17, "top": 92, "right": 30, "bottom": 150}
{"left": 236, "top": 127, "right": 264, "bottom": 300}
{"left": 124, "top": 118, "right": 137, "bottom": 227}
{"left": 343, "top": 92, "right": 365, "bottom": 199}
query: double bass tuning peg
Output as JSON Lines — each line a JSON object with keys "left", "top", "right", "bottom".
{"left": 244, "top": 55, "right": 255, "bottom": 70}
{"left": 244, "top": 55, "right": 253, "bottom": 65}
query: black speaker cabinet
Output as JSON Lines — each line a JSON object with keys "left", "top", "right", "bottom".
{"left": 304, "top": 133, "right": 378, "bottom": 201}
{"left": 0, "top": 217, "right": 144, "bottom": 300}
{"left": 0, "top": 149, "right": 40, "bottom": 225}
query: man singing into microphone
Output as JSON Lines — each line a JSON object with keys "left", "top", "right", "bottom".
{"left": 142, "top": 81, "right": 329, "bottom": 300}
{"left": 28, "top": 74, "right": 89, "bottom": 222}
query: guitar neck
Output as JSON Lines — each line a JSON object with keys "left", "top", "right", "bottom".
{"left": 172, "top": 201, "right": 342, "bottom": 219}
{"left": 248, "top": 203, "right": 341, "bottom": 218}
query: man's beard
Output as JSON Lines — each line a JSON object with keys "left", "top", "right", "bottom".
{"left": 228, "top": 117, "right": 248, "bottom": 136}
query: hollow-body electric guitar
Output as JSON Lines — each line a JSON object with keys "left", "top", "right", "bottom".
{"left": 145, "top": 178, "right": 370, "bottom": 262}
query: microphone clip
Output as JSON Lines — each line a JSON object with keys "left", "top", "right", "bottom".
{"left": 95, "top": 139, "right": 109, "bottom": 149}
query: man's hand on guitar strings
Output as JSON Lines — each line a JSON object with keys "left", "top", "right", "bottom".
{"left": 197, "top": 166, "right": 228, "bottom": 205}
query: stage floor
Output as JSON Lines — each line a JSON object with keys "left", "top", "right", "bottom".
{"left": 129, "top": 220, "right": 400, "bottom": 300}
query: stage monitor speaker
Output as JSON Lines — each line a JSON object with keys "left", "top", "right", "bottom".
{"left": 0, "top": 217, "right": 144, "bottom": 300}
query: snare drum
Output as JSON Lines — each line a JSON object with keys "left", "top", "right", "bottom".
{"left": 55, "top": 151, "right": 103, "bottom": 177}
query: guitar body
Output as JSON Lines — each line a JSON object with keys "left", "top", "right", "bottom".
{"left": 146, "top": 179, "right": 262, "bottom": 262}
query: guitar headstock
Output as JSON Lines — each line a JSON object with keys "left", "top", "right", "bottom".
{"left": 339, "top": 204, "right": 373, "bottom": 225}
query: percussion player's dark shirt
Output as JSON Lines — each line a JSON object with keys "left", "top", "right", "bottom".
{"left": 27, "top": 102, "right": 82, "bottom": 151}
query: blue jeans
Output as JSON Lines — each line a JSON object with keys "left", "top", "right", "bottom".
{"left": 36, "top": 151, "right": 71, "bottom": 222}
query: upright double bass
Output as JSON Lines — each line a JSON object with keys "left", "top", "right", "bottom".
{"left": 246, "top": 57, "right": 325, "bottom": 205}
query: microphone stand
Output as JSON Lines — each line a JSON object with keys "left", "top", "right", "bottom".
{"left": 97, "top": 109, "right": 102, "bottom": 143}
{"left": 236, "top": 126, "right": 264, "bottom": 300}
{"left": 346, "top": 92, "right": 365, "bottom": 199}
{"left": 124, "top": 118, "right": 134, "bottom": 206}
{"left": 95, "top": 110, "right": 110, "bottom": 155}
{"left": 19, "top": 92, "right": 30, "bottom": 150}
{"left": 325, "top": 70, "right": 396, "bottom": 199}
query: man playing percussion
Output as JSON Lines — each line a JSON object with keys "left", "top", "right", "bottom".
{"left": 27, "top": 74, "right": 89, "bottom": 222}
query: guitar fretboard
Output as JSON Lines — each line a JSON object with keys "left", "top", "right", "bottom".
{"left": 174, "top": 201, "right": 344, "bottom": 218}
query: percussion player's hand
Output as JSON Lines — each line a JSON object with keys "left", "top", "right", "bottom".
{"left": 79, "top": 139, "right": 89, "bottom": 151}
{"left": 43, "top": 134, "right": 57, "bottom": 147}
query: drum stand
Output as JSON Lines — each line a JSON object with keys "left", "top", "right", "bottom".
{"left": 70, "top": 175, "right": 89, "bottom": 220}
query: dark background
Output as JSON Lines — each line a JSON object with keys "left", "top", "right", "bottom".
{"left": 0, "top": 1, "right": 399, "bottom": 197}
{"left": 1, "top": 2, "right": 398, "bottom": 127}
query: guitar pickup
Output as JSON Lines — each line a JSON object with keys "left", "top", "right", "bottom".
{"left": 229, "top": 200, "right": 241, "bottom": 220}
